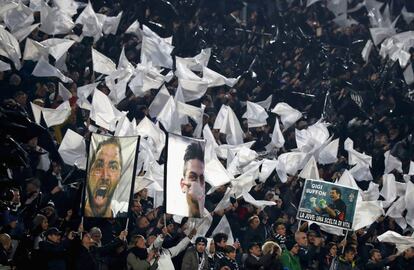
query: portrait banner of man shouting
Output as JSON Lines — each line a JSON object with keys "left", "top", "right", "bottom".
{"left": 165, "top": 133, "right": 206, "bottom": 218}
{"left": 83, "top": 133, "right": 139, "bottom": 218}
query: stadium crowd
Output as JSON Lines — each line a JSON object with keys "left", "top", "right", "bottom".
{"left": 0, "top": 0, "right": 414, "bottom": 270}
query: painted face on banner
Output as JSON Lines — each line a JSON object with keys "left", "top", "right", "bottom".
{"left": 88, "top": 143, "right": 121, "bottom": 217}
{"left": 180, "top": 159, "right": 205, "bottom": 218}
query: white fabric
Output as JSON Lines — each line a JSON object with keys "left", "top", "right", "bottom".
{"left": 256, "top": 95, "right": 273, "bottom": 110}
{"left": 40, "top": 1, "right": 74, "bottom": 35}
{"left": 267, "top": 117, "right": 285, "bottom": 149}
{"left": 214, "top": 105, "right": 244, "bottom": 145}
{"left": 277, "top": 151, "right": 307, "bottom": 176}
{"left": 242, "top": 192, "right": 275, "bottom": 209}
{"left": 136, "top": 117, "right": 166, "bottom": 160}
{"left": 349, "top": 163, "right": 373, "bottom": 181}
{"left": 92, "top": 48, "right": 116, "bottom": 75}
{"left": 23, "top": 38, "right": 48, "bottom": 61}
{"left": 353, "top": 200, "right": 384, "bottom": 230}
{"left": 149, "top": 85, "right": 171, "bottom": 118}
{"left": 344, "top": 138, "right": 372, "bottom": 167}
{"left": 202, "top": 66, "right": 239, "bottom": 88}
{"left": 271, "top": 102, "right": 302, "bottom": 129}
{"left": 32, "top": 59, "right": 73, "bottom": 83}
{"left": 318, "top": 138, "right": 339, "bottom": 165}
{"left": 242, "top": 101, "right": 269, "bottom": 128}
{"left": 211, "top": 216, "right": 234, "bottom": 245}
{"left": 101, "top": 11, "right": 122, "bottom": 35}
{"left": 75, "top": 2, "right": 102, "bottom": 42}
{"left": 140, "top": 25, "right": 174, "bottom": 68}
{"left": 259, "top": 159, "right": 278, "bottom": 183}
{"left": 402, "top": 6, "right": 414, "bottom": 25}
{"left": 380, "top": 174, "right": 397, "bottom": 205}
{"left": 299, "top": 156, "right": 320, "bottom": 180}
{"left": 403, "top": 65, "right": 414, "bottom": 85}
{"left": 114, "top": 115, "right": 137, "bottom": 137}
{"left": 0, "top": 25, "right": 21, "bottom": 70}
{"left": 41, "top": 101, "right": 71, "bottom": 127}
{"left": 128, "top": 64, "right": 169, "bottom": 97}
{"left": 76, "top": 82, "right": 99, "bottom": 110}
{"left": 295, "top": 121, "right": 330, "bottom": 153}
{"left": 12, "top": 23, "right": 39, "bottom": 42}
{"left": 377, "top": 231, "right": 414, "bottom": 254}
{"left": 384, "top": 150, "right": 403, "bottom": 174}
{"left": 204, "top": 158, "right": 233, "bottom": 187}
{"left": 175, "top": 48, "right": 211, "bottom": 72}
{"left": 156, "top": 96, "right": 180, "bottom": 134}
{"left": 30, "top": 102, "right": 42, "bottom": 124}
{"left": 230, "top": 163, "right": 260, "bottom": 198}
{"left": 58, "top": 82, "right": 72, "bottom": 101}
{"left": 361, "top": 40, "right": 373, "bottom": 62}
{"left": 405, "top": 181, "right": 414, "bottom": 228}
{"left": 53, "top": 0, "right": 81, "bottom": 16}
{"left": 306, "top": 0, "right": 322, "bottom": 8}
{"left": 40, "top": 38, "right": 75, "bottom": 61}
{"left": 3, "top": 1, "right": 34, "bottom": 32}
{"left": 90, "top": 89, "right": 125, "bottom": 131}
{"left": 385, "top": 196, "right": 407, "bottom": 230}
{"left": 0, "top": 59, "right": 11, "bottom": 72}
{"left": 58, "top": 129, "right": 87, "bottom": 169}
{"left": 361, "top": 182, "right": 380, "bottom": 201}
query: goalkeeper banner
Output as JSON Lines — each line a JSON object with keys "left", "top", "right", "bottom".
{"left": 297, "top": 179, "right": 359, "bottom": 230}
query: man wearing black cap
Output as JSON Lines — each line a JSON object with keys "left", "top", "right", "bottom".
{"left": 38, "top": 227, "right": 70, "bottom": 270}
{"left": 181, "top": 236, "right": 209, "bottom": 270}
{"left": 244, "top": 242, "right": 267, "bottom": 270}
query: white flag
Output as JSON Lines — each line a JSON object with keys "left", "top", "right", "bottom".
{"left": 41, "top": 101, "right": 72, "bottom": 127}
{"left": 211, "top": 215, "right": 234, "bottom": 245}
{"left": 405, "top": 181, "right": 414, "bottom": 228}
{"left": 32, "top": 59, "right": 73, "bottom": 83}
{"left": 23, "top": 38, "right": 48, "bottom": 61}
{"left": 202, "top": 66, "right": 239, "bottom": 87}
{"left": 75, "top": 2, "right": 102, "bottom": 41}
{"left": 380, "top": 174, "right": 397, "bottom": 205}
{"left": 102, "top": 11, "right": 123, "bottom": 35}
{"left": 278, "top": 151, "right": 307, "bottom": 176}
{"left": 30, "top": 102, "right": 43, "bottom": 124}
{"left": 353, "top": 201, "right": 384, "bottom": 231}
{"left": 3, "top": 1, "right": 34, "bottom": 32}
{"left": 242, "top": 101, "right": 269, "bottom": 128}
{"left": 318, "top": 138, "right": 339, "bottom": 165}
{"left": 12, "top": 23, "right": 40, "bottom": 42}
{"left": 40, "top": 1, "right": 74, "bottom": 35}
{"left": 90, "top": 89, "right": 125, "bottom": 131}
{"left": 0, "top": 59, "right": 11, "bottom": 72}
{"left": 377, "top": 231, "right": 414, "bottom": 254}
{"left": 0, "top": 25, "right": 21, "bottom": 70}
{"left": 298, "top": 156, "right": 320, "bottom": 180}
{"left": 271, "top": 102, "right": 302, "bottom": 129}
{"left": 40, "top": 38, "right": 75, "bottom": 61}
{"left": 384, "top": 150, "right": 403, "bottom": 174}
{"left": 140, "top": 25, "right": 173, "bottom": 68}
{"left": 58, "top": 129, "right": 87, "bottom": 169}
{"left": 58, "top": 82, "right": 72, "bottom": 101}
{"left": 267, "top": 117, "right": 285, "bottom": 149}
{"left": 92, "top": 48, "right": 116, "bottom": 75}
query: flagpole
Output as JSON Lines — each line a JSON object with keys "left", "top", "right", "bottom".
{"left": 342, "top": 230, "right": 349, "bottom": 254}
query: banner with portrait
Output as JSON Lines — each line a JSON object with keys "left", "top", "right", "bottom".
{"left": 297, "top": 179, "right": 359, "bottom": 230}
{"left": 83, "top": 133, "right": 139, "bottom": 218}
{"left": 165, "top": 133, "right": 206, "bottom": 218}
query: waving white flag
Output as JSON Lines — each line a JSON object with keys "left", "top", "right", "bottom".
{"left": 271, "top": 102, "right": 302, "bottom": 129}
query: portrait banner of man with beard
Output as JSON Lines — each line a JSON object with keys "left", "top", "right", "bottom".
{"left": 83, "top": 134, "right": 139, "bottom": 218}
{"left": 165, "top": 133, "right": 206, "bottom": 218}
